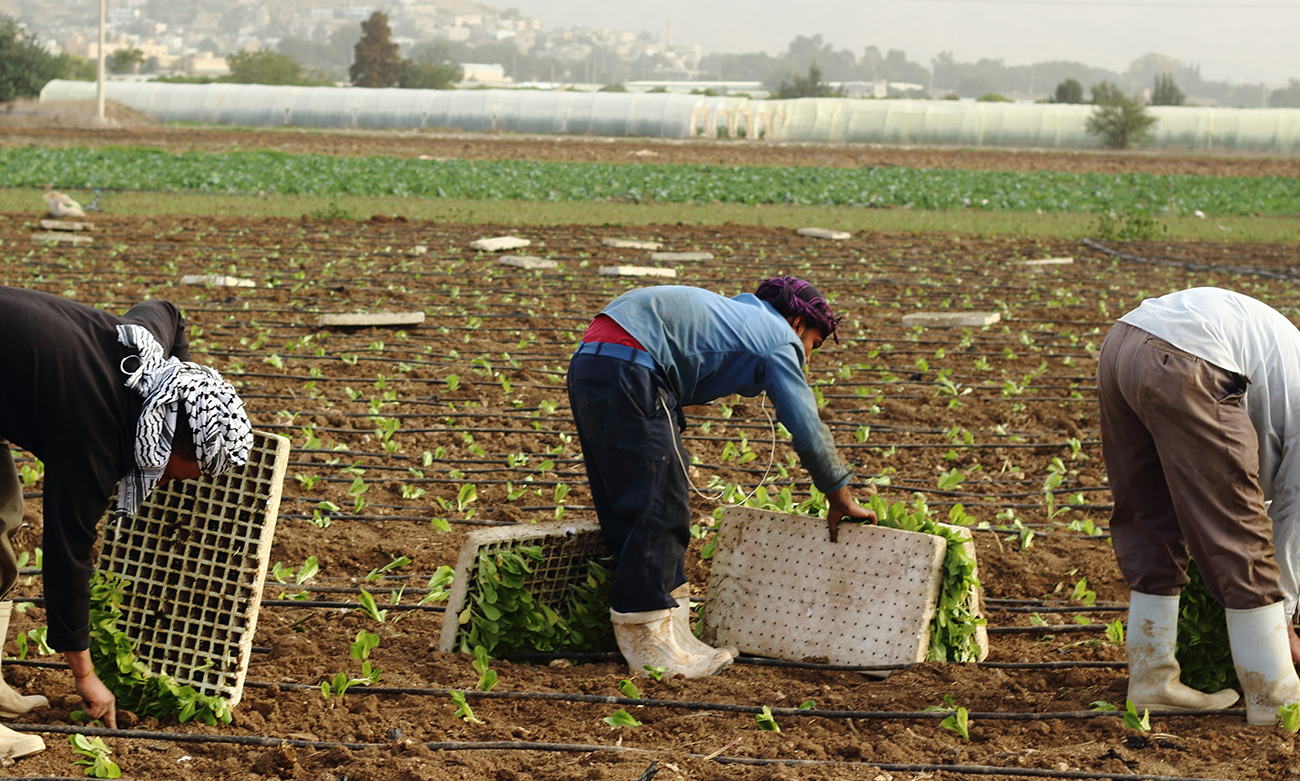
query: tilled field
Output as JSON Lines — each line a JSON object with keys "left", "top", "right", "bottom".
{"left": 2, "top": 213, "right": 1299, "bottom": 780}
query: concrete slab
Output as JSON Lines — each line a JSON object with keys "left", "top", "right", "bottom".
{"left": 797, "top": 227, "right": 852, "bottom": 240}
{"left": 318, "top": 311, "right": 426, "bottom": 328}
{"left": 649, "top": 251, "right": 713, "bottom": 263}
{"left": 470, "top": 236, "right": 531, "bottom": 252}
{"left": 602, "top": 238, "right": 663, "bottom": 250}
{"left": 180, "top": 274, "right": 257, "bottom": 288}
{"left": 701, "top": 507, "right": 945, "bottom": 666}
{"left": 31, "top": 231, "right": 92, "bottom": 245}
{"left": 902, "top": 311, "right": 1001, "bottom": 328}
{"left": 1011, "top": 256, "right": 1073, "bottom": 266}
{"left": 598, "top": 265, "right": 677, "bottom": 278}
{"left": 498, "top": 255, "right": 559, "bottom": 270}
{"left": 39, "top": 219, "right": 94, "bottom": 231}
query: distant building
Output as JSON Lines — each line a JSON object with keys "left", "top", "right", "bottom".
{"left": 458, "top": 63, "right": 509, "bottom": 87}
{"left": 185, "top": 51, "right": 229, "bottom": 77}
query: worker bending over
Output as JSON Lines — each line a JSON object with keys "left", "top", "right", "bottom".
{"left": 0, "top": 286, "right": 252, "bottom": 757}
{"left": 1099, "top": 286, "right": 1300, "bottom": 724}
{"left": 567, "top": 278, "right": 873, "bottom": 679}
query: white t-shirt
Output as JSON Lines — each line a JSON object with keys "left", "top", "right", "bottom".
{"left": 1119, "top": 286, "right": 1300, "bottom": 618}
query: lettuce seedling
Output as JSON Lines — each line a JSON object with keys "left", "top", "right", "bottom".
{"left": 471, "top": 646, "right": 498, "bottom": 692}
{"left": 755, "top": 706, "right": 781, "bottom": 732}
{"left": 1123, "top": 700, "right": 1151, "bottom": 732}
{"left": 618, "top": 679, "right": 640, "bottom": 699}
{"left": 70, "top": 734, "right": 120, "bottom": 779}
{"left": 450, "top": 690, "right": 483, "bottom": 724}
{"left": 604, "top": 709, "right": 642, "bottom": 728}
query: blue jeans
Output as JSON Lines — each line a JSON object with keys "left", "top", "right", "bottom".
{"left": 567, "top": 351, "right": 689, "bottom": 614}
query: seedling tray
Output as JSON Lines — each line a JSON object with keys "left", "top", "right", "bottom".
{"left": 438, "top": 520, "right": 607, "bottom": 653}
{"left": 97, "top": 430, "right": 289, "bottom": 707}
{"left": 701, "top": 506, "right": 986, "bottom": 666}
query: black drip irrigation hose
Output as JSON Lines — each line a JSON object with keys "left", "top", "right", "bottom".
{"left": 498, "top": 652, "right": 1127, "bottom": 672}
{"left": 240, "top": 680, "right": 1233, "bottom": 723}
{"left": 0, "top": 725, "right": 1250, "bottom": 781}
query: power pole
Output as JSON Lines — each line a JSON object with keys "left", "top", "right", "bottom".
{"left": 96, "top": 0, "right": 106, "bottom": 122}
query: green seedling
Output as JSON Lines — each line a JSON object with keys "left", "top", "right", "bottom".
{"left": 618, "top": 679, "right": 640, "bottom": 699}
{"left": 755, "top": 705, "right": 781, "bottom": 732}
{"left": 356, "top": 589, "right": 388, "bottom": 623}
{"left": 471, "top": 646, "right": 498, "bottom": 692}
{"left": 70, "top": 734, "right": 120, "bottom": 779}
{"left": 456, "top": 483, "right": 478, "bottom": 513}
{"left": 1280, "top": 702, "right": 1300, "bottom": 732}
{"left": 642, "top": 665, "right": 668, "bottom": 682}
{"left": 445, "top": 374, "right": 461, "bottom": 391}
{"left": 1123, "top": 700, "right": 1151, "bottom": 731}
{"left": 400, "top": 484, "right": 427, "bottom": 500}
{"left": 1070, "top": 578, "right": 1098, "bottom": 606}
{"left": 604, "top": 709, "right": 642, "bottom": 728}
{"left": 365, "top": 556, "right": 412, "bottom": 581}
{"left": 798, "top": 699, "right": 816, "bottom": 710}
{"left": 941, "top": 705, "right": 971, "bottom": 740}
{"left": 450, "top": 690, "right": 483, "bottom": 723}
{"left": 1090, "top": 701, "right": 1118, "bottom": 711}
{"left": 1105, "top": 619, "right": 1125, "bottom": 644}
{"left": 419, "top": 566, "right": 455, "bottom": 605}
{"left": 350, "top": 630, "right": 380, "bottom": 662}
{"left": 936, "top": 469, "right": 965, "bottom": 490}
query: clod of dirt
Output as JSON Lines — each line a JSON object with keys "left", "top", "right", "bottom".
{"left": 268, "top": 632, "right": 322, "bottom": 659}
{"left": 251, "top": 743, "right": 298, "bottom": 776}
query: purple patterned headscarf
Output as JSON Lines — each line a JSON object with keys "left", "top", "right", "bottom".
{"left": 755, "top": 276, "right": 844, "bottom": 344}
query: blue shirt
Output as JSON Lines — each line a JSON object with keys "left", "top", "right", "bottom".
{"left": 601, "top": 285, "right": 853, "bottom": 493}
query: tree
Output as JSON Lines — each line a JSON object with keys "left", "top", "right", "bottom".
{"left": 1053, "top": 78, "right": 1083, "bottom": 104}
{"left": 774, "top": 63, "right": 841, "bottom": 99}
{"left": 399, "top": 60, "right": 461, "bottom": 90}
{"left": 1086, "top": 82, "right": 1158, "bottom": 149}
{"left": 108, "top": 47, "right": 145, "bottom": 75}
{"left": 350, "top": 11, "right": 403, "bottom": 88}
{"left": 227, "top": 49, "right": 333, "bottom": 86}
{"left": 1270, "top": 79, "right": 1300, "bottom": 108}
{"left": 0, "top": 17, "right": 66, "bottom": 104}
{"left": 1151, "top": 73, "right": 1184, "bottom": 106}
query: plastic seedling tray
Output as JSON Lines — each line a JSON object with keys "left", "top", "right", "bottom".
{"left": 97, "top": 430, "right": 289, "bottom": 707}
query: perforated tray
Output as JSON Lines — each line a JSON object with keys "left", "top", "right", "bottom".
{"left": 438, "top": 520, "right": 608, "bottom": 653}
{"left": 98, "top": 430, "right": 289, "bottom": 707}
{"left": 701, "top": 507, "right": 950, "bottom": 666}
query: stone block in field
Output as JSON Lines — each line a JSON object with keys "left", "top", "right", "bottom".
{"left": 701, "top": 506, "right": 986, "bottom": 666}
{"left": 598, "top": 265, "right": 676, "bottom": 278}
{"left": 602, "top": 238, "right": 663, "bottom": 250}
{"left": 901, "top": 311, "right": 1001, "bottom": 328}
{"left": 1011, "top": 257, "right": 1074, "bottom": 271}
{"left": 439, "top": 520, "right": 608, "bottom": 653}
{"left": 498, "top": 255, "right": 559, "bottom": 270}
{"left": 470, "top": 236, "right": 531, "bottom": 252}
{"left": 31, "top": 231, "right": 92, "bottom": 245}
{"left": 98, "top": 430, "right": 289, "bottom": 707}
{"left": 649, "top": 251, "right": 713, "bottom": 262}
{"left": 39, "top": 219, "right": 94, "bottom": 231}
{"left": 180, "top": 275, "right": 257, "bottom": 288}
{"left": 317, "top": 311, "right": 426, "bottom": 328}
{"left": 797, "top": 227, "right": 851, "bottom": 240}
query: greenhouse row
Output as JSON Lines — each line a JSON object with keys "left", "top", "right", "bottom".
{"left": 39, "top": 80, "right": 1300, "bottom": 152}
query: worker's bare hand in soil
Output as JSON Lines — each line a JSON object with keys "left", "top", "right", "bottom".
{"left": 1289, "top": 627, "right": 1300, "bottom": 666}
{"left": 826, "top": 485, "right": 876, "bottom": 542}
{"left": 66, "top": 650, "right": 116, "bottom": 728}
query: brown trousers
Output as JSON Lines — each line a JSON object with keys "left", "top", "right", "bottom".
{"left": 0, "top": 441, "right": 23, "bottom": 601}
{"left": 1098, "top": 322, "right": 1282, "bottom": 610}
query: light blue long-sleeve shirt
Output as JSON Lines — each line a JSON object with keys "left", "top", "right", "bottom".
{"left": 601, "top": 285, "right": 853, "bottom": 493}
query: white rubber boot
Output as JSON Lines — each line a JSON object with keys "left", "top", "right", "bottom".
{"left": 1126, "top": 592, "right": 1239, "bottom": 711}
{"left": 1226, "top": 602, "right": 1300, "bottom": 725}
{"left": 0, "top": 602, "right": 47, "bottom": 719}
{"left": 0, "top": 723, "right": 43, "bottom": 759}
{"left": 669, "top": 585, "right": 738, "bottom": 660}
{"left": 610, "top": 608, "right": 733, "bottom": 679}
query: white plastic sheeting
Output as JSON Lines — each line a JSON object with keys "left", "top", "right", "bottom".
{"left": 39, "top": 80, "right": 734, "bottom": 139}
{"left": 39, "top": 80, "right": 1300, "bottom": 152}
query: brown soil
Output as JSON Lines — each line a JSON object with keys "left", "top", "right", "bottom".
{"left": 1, "top": 211, "right": 1298, "bottom": 779}
{"left": 4, "top": 101, "right": 1300, "bottom": 177}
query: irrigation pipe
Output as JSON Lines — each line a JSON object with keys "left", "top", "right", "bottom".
{"left": 0, "top": 725, "right": 1250, "bottom": 781}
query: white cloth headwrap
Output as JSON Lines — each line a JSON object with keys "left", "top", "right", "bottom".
{"left": 116, "top": 324, "right": 254, "bottom": 519}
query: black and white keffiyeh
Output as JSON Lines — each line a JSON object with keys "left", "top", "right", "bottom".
{"left": 116, "top": 324, "right": 254, "bottom": 518}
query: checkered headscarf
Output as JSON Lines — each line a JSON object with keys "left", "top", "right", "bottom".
{"left": 755, "top": 276, "right": 844, "bottom": 344}
{"left": 116, "top": 324, "right": 253, "bottom": 519}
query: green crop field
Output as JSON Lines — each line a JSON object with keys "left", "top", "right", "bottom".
{"left": 5, "top": 145, "right": 1300, "bottom": 217}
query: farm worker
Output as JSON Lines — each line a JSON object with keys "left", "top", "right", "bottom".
{"left": 0, "top": 286, "right": 253, "bottom": 758}
{"left": 1098, "top": 286, "right": 1300, "bottom": 724}
{"left": 567, "top": 278, "right": 874, "bottom": 679}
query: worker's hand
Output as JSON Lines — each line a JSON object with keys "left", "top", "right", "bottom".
{"left": 64, "top": 650, "right": 116, "bottom": 729}
{"left": 1289, "top": 627, "right": 1300, "bottom": 666}
{"left": 825, "top": 485, "right": 877, "bottom": 543}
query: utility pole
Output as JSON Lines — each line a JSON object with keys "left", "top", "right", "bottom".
{"left": 96, "top": 0, "right": 106, "bottom": 122}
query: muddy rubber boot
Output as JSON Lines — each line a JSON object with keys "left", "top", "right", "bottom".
{"left": 0, "top": 602, "right": 47, "bottom": 719}
{"left": 1226, "top": 602, "right": 1300, "bottom": 725}
{"left": 668, "top": 585, "right": 738, "bottom": 659}
{"left": 0, "top": 723, "right": 43, "bottom": 759}
{"left": 610, "top": 608, "right": 733, "bottom": 679}
{"left": 1126, "top": 592, "right": 1238, "bottom": 711}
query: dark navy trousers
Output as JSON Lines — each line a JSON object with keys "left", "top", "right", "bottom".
{"left": 567, "top": 351, "right": 690, "bottom": 614}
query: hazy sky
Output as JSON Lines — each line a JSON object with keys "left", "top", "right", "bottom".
{"left": 508, "top": 0, "right": 1299, "bottom": 86}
